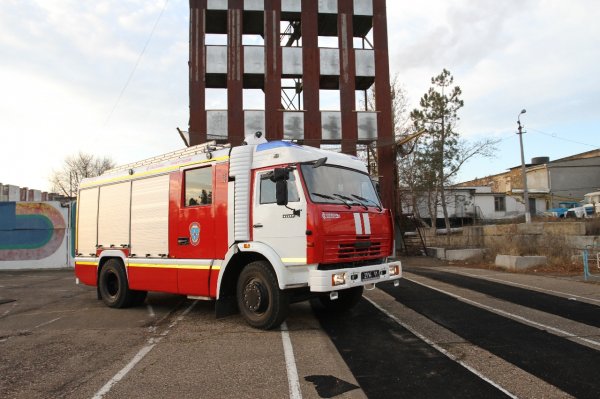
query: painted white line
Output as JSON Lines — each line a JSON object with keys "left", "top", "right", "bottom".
{"left": 33, "top": 317, "right": 61, "bottom": 330}
{"left": 407, "top": 277, "right": 600, "bottom": 349}
{"left": 281, "top": 321, "right": 302, "bottom": 399}
{"left": 439, "top": 268, "right": 600, "bottom": 304}
{"left": 92, "top": 300, "right": 197, "bottom": 399}
{"left": 91, "top": 341, "right": 159, "bottom": 399}
{"left": 364, "top": 297, "right": 519, "bottom": 399}
{"left": 0, "top": 302, "right": 17, "bottom": 318}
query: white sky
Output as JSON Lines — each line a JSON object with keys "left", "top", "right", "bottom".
{"left": 1, "top": 0, "right": 599, "bottom": 191}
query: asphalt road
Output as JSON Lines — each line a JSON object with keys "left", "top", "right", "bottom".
{"left": 1, "top": 261, "right": 599, "bottom": 398}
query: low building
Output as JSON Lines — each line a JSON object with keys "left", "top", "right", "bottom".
{"left": 455, "top": 149, "right": 600, "bottom": 216}
{"left": 401, "top": 149, "right": 600, "bottom": 224}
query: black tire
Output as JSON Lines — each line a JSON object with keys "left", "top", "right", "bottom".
{"left": 318, "top": 286, "right": 363, "bottom": 312}
{"left": 98, "top": 259, "right": 135, "bottom": 308}
{"left": 236, "top": 261, "right": 289, "bottom": 330}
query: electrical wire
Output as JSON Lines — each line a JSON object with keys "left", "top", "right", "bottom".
{"left": 104, "top": 0, "right": 170, "bottom": 126}
{"left": 527, "top": 128, "right": 599, "bottom": 148}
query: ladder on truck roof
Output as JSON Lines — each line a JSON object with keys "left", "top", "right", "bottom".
{"left": 105, "top": 141, "right": 231, "bottom": 175}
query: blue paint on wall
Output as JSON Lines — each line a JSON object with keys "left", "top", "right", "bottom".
{"left": 0, "top": 202, "right": 54, "bottom": 249}
{"left": 0, "top": 202, "right": 16, "bottom": 230}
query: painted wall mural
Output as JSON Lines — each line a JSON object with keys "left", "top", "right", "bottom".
{"left": 0, "top": 202, "right": 72, "bottom": 269}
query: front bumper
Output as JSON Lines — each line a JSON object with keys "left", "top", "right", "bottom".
{"left": 308, "top": 260, "right": 402, "bottom": 292}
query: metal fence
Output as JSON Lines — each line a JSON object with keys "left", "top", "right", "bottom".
{"left": 583, "top": 244, "right": 600, "bottom": 280}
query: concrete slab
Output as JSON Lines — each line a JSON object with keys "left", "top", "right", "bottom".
{"left": 445, "top": 249, "right": 486, "bottom": 262}
{"left": 495, "top": 254, "right": 547, "bottom": 271}
{"left": 426, "top": 247, "right": 446, "bottom": 259}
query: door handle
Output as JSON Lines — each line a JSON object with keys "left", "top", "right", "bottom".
{"left": 253, "top": 223, "right": 263, "bottom": 228}
{"left": 178, "top": 237, "right": 190, "bottom": 245}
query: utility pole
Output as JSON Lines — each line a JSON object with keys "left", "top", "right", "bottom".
{"left": 517, "top": 109, "right": 531, "bottom": 223}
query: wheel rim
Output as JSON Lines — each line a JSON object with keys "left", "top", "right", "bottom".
{"left": 105, "top": 271, "right": 119, "bottom": 298}
{"left": 242, "top": 278, "right": 268, "bottom": 314}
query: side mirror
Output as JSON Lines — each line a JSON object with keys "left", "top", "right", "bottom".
{"left": 271, "top": 168, "right": 290, "bottom": 206}
{"left": 276, "top": 180, "right": 288, "bottom": 206}
{"left": 270, "top": 168, "right": 289, "bottom": 182}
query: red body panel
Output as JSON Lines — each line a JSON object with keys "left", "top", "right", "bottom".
{"left": 127, "top": 265, "right": 178, "bottom": 294}
{"left": 75, "top": 263, "right": 97, "bottom": 286}
{"left": 178, "top": 268, "right": 212, "bottom": 296}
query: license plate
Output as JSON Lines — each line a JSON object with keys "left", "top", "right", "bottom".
{"left": 361, "top": 270, "right": 380, "bottom": 281}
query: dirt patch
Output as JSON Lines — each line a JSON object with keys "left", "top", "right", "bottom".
{"left": 399, "top": 255, "right": 591, "bottom": 279}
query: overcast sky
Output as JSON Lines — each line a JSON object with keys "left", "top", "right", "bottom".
{"left": 1, "top": 0, "right": 599, "bottom": 192}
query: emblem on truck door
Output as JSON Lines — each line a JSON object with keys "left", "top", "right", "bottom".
{"left": 189, "top": 222, "right": 200, "bottom": 246}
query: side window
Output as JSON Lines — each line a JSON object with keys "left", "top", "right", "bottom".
{"left": 185, "top": 167, "right": 213, "bottom": 207}
{"left": 494, "top": 196, "right": 506, "bottom": 212}
{"left": 260, "top": 172, "right": 300, "bottom": 204}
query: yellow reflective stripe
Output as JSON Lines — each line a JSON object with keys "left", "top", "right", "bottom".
{"left": 128, "top": 263, "right": 221, "bottom": 270}
{"left": 80, "top": 156, "right": 229, "bottom": 188}
{"left": 281, "top": 258, "right": 307, "bottom": 264}
{"left": 77, "top": 261, "right": 98, "bottom": 266}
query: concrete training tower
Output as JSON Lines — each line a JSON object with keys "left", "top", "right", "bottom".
{"left": 188, "top": 0, "right": 394, "bottom": 209}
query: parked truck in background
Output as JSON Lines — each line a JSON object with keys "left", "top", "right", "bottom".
{"left": 565, "top": 192, "right": 600, "bottom": 219}
{"left": 544, "top": 201, "right": 580, "bottom": 218}
{"left": 74, "top": 132, "right": 402, "bottom": 329}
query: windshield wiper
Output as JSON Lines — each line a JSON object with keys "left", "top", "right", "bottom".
{"left": 312, "top": 192, "right": 351, "bottom": 209}
{"left": 352, "top": 194, "right": 382, "bottom": 212}
{"left": 334, "top": 193, "right": 367, "bottom": 210}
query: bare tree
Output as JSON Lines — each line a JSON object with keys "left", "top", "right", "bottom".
{"left": 50, "top": 152, "right": 115, "bottom": 196}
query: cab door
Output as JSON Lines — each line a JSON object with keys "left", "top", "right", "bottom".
{"left": 170, "top": 165, "right": 215, "bottom": 295}
{"left": 251, "top": 169, "right": 307, "bottom": 265}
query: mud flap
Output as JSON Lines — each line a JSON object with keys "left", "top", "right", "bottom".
{"left": 215, "top": 296, "right": 239, "bottom": 318}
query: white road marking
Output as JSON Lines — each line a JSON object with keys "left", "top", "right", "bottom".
{"left": 439, "top": 268, "right": 600, "bottom": 304}
{"left": 407, "top": 277, "right": 600, "bottom": 348}
{"left": 0, "top": 302, "right": 17, "bottom": 318}
{"left": 91, "top": 341, "right": 158, "bottom": 399}
{"left": 365, "top": 297, "right": 519, "bottom": 399}
{"left": 92, "top": 300, "right": 197, "bottom": 399}
{"left": 281, "top": 321, "right": 302, "bottom": 399}
{"left": 33, "top": 317, "right": 61, "bottom": 330}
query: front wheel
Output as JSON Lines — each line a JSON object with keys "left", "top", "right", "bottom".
{"left": 236, "top": 261, "right": 289, "bottom": 330}
{"left": 318, "top": 286, "right": 363, "bottom": 312}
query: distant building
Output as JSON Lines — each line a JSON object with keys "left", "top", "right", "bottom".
{"left": 456, "top": 148, "right": 600, "bottom": 211}
{"left": 401, "top": 148, "right": 600, "bottom": 224}
{"left": 0, "top": 183, "right": 68, "bottom": 202}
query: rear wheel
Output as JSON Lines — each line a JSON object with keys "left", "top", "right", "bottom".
{"left": 318, "top": 286, "right": 363, "bottom": 312}
{"left": 98, "top": 259, "right": 135, "bottom": 308}
{"left": 236, "top": 261, "right": 289, "bottom": 330}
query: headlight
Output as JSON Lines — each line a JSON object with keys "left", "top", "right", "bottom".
{"left": 331, "top": 272, "right": 346, "bottom": 286}
{"left": 389, "top": 264, "right": 401, "bottom": 276}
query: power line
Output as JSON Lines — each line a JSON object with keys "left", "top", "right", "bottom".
{"left": 527, "top": 128, "right": 599, "bottom": 148}
{"left": 104, "top": 0, "right": 170, "bottom": 126}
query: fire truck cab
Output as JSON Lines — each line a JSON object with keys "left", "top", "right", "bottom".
{"left": 75, "top": 132, "right": 401, "bottom": 329}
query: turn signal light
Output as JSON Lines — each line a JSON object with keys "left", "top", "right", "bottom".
{"left": 332, "top": 272, "right": 346, "bottom": 286}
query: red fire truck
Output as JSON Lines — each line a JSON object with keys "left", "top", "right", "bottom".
{"left": 74, "top": 132, "right": 402, "bottom": 329}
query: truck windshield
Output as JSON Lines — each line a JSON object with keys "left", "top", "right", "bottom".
{"left": 300, "top": 164, "right": 381, "bottom": 207}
